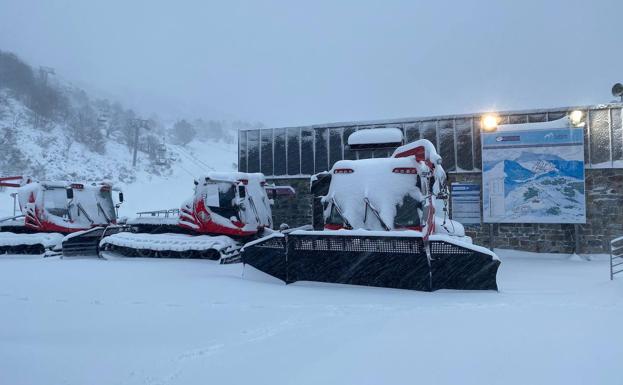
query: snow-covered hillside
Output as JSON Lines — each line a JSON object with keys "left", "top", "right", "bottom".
{"left": 0, "top": 250, "right": 621, "bottom": 385}
{"left": 0, "top": 93, "right": 237, "bottom": 218}
{"left": 119, "top": 139, "right": 237, "bottom": 217}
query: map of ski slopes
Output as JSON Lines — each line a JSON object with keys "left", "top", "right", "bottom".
{"left": 482, "top": 117, "right": 586, "bottom": 224}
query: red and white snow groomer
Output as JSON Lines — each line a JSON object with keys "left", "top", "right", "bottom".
{"left": 80, "top": 172, "right": 295, "bottom": 262}
{"left": 0, "top": 176, "right": 123, "bottom": 254}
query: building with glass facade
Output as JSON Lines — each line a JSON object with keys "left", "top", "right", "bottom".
{"left": 238, "top": 103, "right": 623, "bottom": 253}
{"left": 239, "top": 104, "right": 623, "bottom": 178}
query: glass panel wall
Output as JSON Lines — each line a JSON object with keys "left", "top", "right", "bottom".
{"left": 404, "top": 122, "right": 420, "bottom": 142}
{"left": 301, "top": 128, "right": 314, "bottom": 175}
{"left": 355, "top": 126, "right": 374, "bottom": 160}
{"left": 314, "top": 128, "right": 329, "bottom": 173}
{"left": 343, "top": 127, "right": 357, "bottom": 160}
{"left": 547, "top": 111, "right": 566, "bottom": 121}
{"left": 260, "top": 129, "right": 273, "bottom": 176}
{"left": 438, "top": 119, "right": 456, "bottom": 171}
{"left": 472, "top": 117, "right": 482, "bottom": 170}
{"left": 455, "top": 118, "right": 473, "bottom": 171}
{"left": 238, "top": 130, "right": 247, "bottom": 172}
{"left": 287, "top": 127, "right": 300, "bottom": 175}
{"left": 329, "top": 128, "right": 343, "bottom": 166}
{"left": 241, "top": 105, "right": 623, "bottom": 176}
{"left": 247, "top": 130, "right": 260, "bottom": 173}
{"left": 421, "top": 121, "right": 437, "bottom": 148}
{"left": 498, "top": 115, "right": 510, "bottom": 125}
{"left": 528, "top": 113, "right": 547, "bottom": 123}
{"left": 274, "top": 128, "right": 286, "bottom": 175}
{"left": 611, "top": 108, "right": 622, "bottom": 164}
{"left": 589, "top": 109, "right": 611, "bottom": 167}
{"left": 509, "top": 114, "right": 527, "bottom": 124}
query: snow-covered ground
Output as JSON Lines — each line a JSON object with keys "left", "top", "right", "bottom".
{"left": 0, "top": 249, "right": 621, "bottom": 385}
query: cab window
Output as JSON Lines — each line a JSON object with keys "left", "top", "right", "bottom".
{"left": 394, "top": 195, "right": 421, "bottom": 228}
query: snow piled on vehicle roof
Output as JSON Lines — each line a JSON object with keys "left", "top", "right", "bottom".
{"left": 325, "top": 157, "right": 422, "bottom": 230}
{"left": 347, "top": 127, "right": 403, "bottom": 146}
{"left": 392, "top": 139, "right": 442, "bottom": 165}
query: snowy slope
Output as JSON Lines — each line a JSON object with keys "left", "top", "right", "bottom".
{"left": 117, "top": 140, "right": 237, "bottom": 217}
{"left": 0, "top": 95, "right": 237, "bottom": 218}
{"left": 0, "top": 250, "right": 621, "bottom": 385}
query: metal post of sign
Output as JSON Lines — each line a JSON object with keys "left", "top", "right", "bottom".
{"left": 574, "top": 224, "right": 581, "bottom": 254}
{"left": 489, "top": 224, "right": 495, "bottom": 251}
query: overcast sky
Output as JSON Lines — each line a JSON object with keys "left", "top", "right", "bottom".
{"left": 1, "top": 0, "right": 621, "bottom": 127}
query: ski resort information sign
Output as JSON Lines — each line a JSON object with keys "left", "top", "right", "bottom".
{"left": 481, "top": 117, "right": 586, "bottom": 224}
{"left": 451, "top": 183, "right": 481, "bottom": 224}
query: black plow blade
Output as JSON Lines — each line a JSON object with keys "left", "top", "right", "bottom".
{"left": 242, "top": 233, "right": 500, "bottom": 292}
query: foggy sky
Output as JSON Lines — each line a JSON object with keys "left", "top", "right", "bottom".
{"left": 1, "top": 0, "right": 622, "bottom": 127}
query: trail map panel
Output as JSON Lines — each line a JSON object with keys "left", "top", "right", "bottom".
{"left": 481, "top": 118, "right": 586, "bottom": 224}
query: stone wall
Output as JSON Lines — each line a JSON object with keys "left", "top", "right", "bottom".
{"left": 269, "top": 168, "right": 623, "bottom": 254}
{"left": 269, "top": 178, "right": 313, "bottom": 229}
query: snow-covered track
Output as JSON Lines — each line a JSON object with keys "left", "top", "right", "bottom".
{"left": 0, "top": 232, "right": 64, "bottom": 255}
{"left": 99, "top": 232, "right": 242, "bottom": 262}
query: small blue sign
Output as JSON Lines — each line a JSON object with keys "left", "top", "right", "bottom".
{"left": 451, "top": 182, "right": 481, "bottom": 225}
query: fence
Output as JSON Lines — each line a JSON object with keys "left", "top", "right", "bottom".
{"left": 611, "top": 236, "right": 623, "bottom": 280}
{"left": 136, "top": 209, "right": 180, "bottom": 218}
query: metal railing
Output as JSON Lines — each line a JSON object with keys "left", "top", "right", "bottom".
{"left": 136, "top": 209, "right": 180, "bottom": 218}
{"left": 0, "top": 215, "right": 24, "bottom": 224}
{"left": 611, "top": 236, "right": 623, "bottom": 280}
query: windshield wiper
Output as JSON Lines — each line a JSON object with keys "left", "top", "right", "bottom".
{"left": 364, "top": 197, "right": 390, "bottom": 231}
{"left": 248, "top": 196, "right": 261, "bottom": 224}
{"left": 77, "top": 203, "right": 94, "bottom": 225}
{"left": 97, "top": 202, "right": 112, "bottom": 224}
{"left": 331, "top": 197, "right": 352, "bottom": 229}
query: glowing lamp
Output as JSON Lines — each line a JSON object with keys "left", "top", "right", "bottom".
{"left": 482, "top": 114, "right": 499, "bottom": 131}
{"left": 569, "top": 110, "right": 584, "bottom": 126}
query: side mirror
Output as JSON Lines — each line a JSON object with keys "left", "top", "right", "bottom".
{"left": 118, "top": 192, "right": 124, "bottom": 203}
{"left": 66, "top": 188, "right": 74, "bottom": 199}
{"left": 238, "top": 185, "right": 246, "bottom": 198}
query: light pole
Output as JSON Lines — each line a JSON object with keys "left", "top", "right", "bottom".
{"left": 10, "top": 193, "right": 17, "bottom": 217}
{"left": 38, "top": 66, "right": 55, "bottom": 86}
{"left": 132, "top": 119, "right": 150, "bottom": 167}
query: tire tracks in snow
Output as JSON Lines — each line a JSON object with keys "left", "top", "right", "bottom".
{"left": 139, "top": 311, "right": 333, "bottom": 385}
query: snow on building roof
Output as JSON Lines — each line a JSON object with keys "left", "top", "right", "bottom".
{"left": 347, "top": 128, "right": 403, "bottom": 146}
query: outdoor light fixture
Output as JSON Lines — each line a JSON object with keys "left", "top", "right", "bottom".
{"left": 612, "top": 83, "right": 623, "bottom": 102}
{"left": 482, "top": 114, "right": 499, "bottom": 131}
{"left": 569, "top": 110, "right": 584, "bottom": 126}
